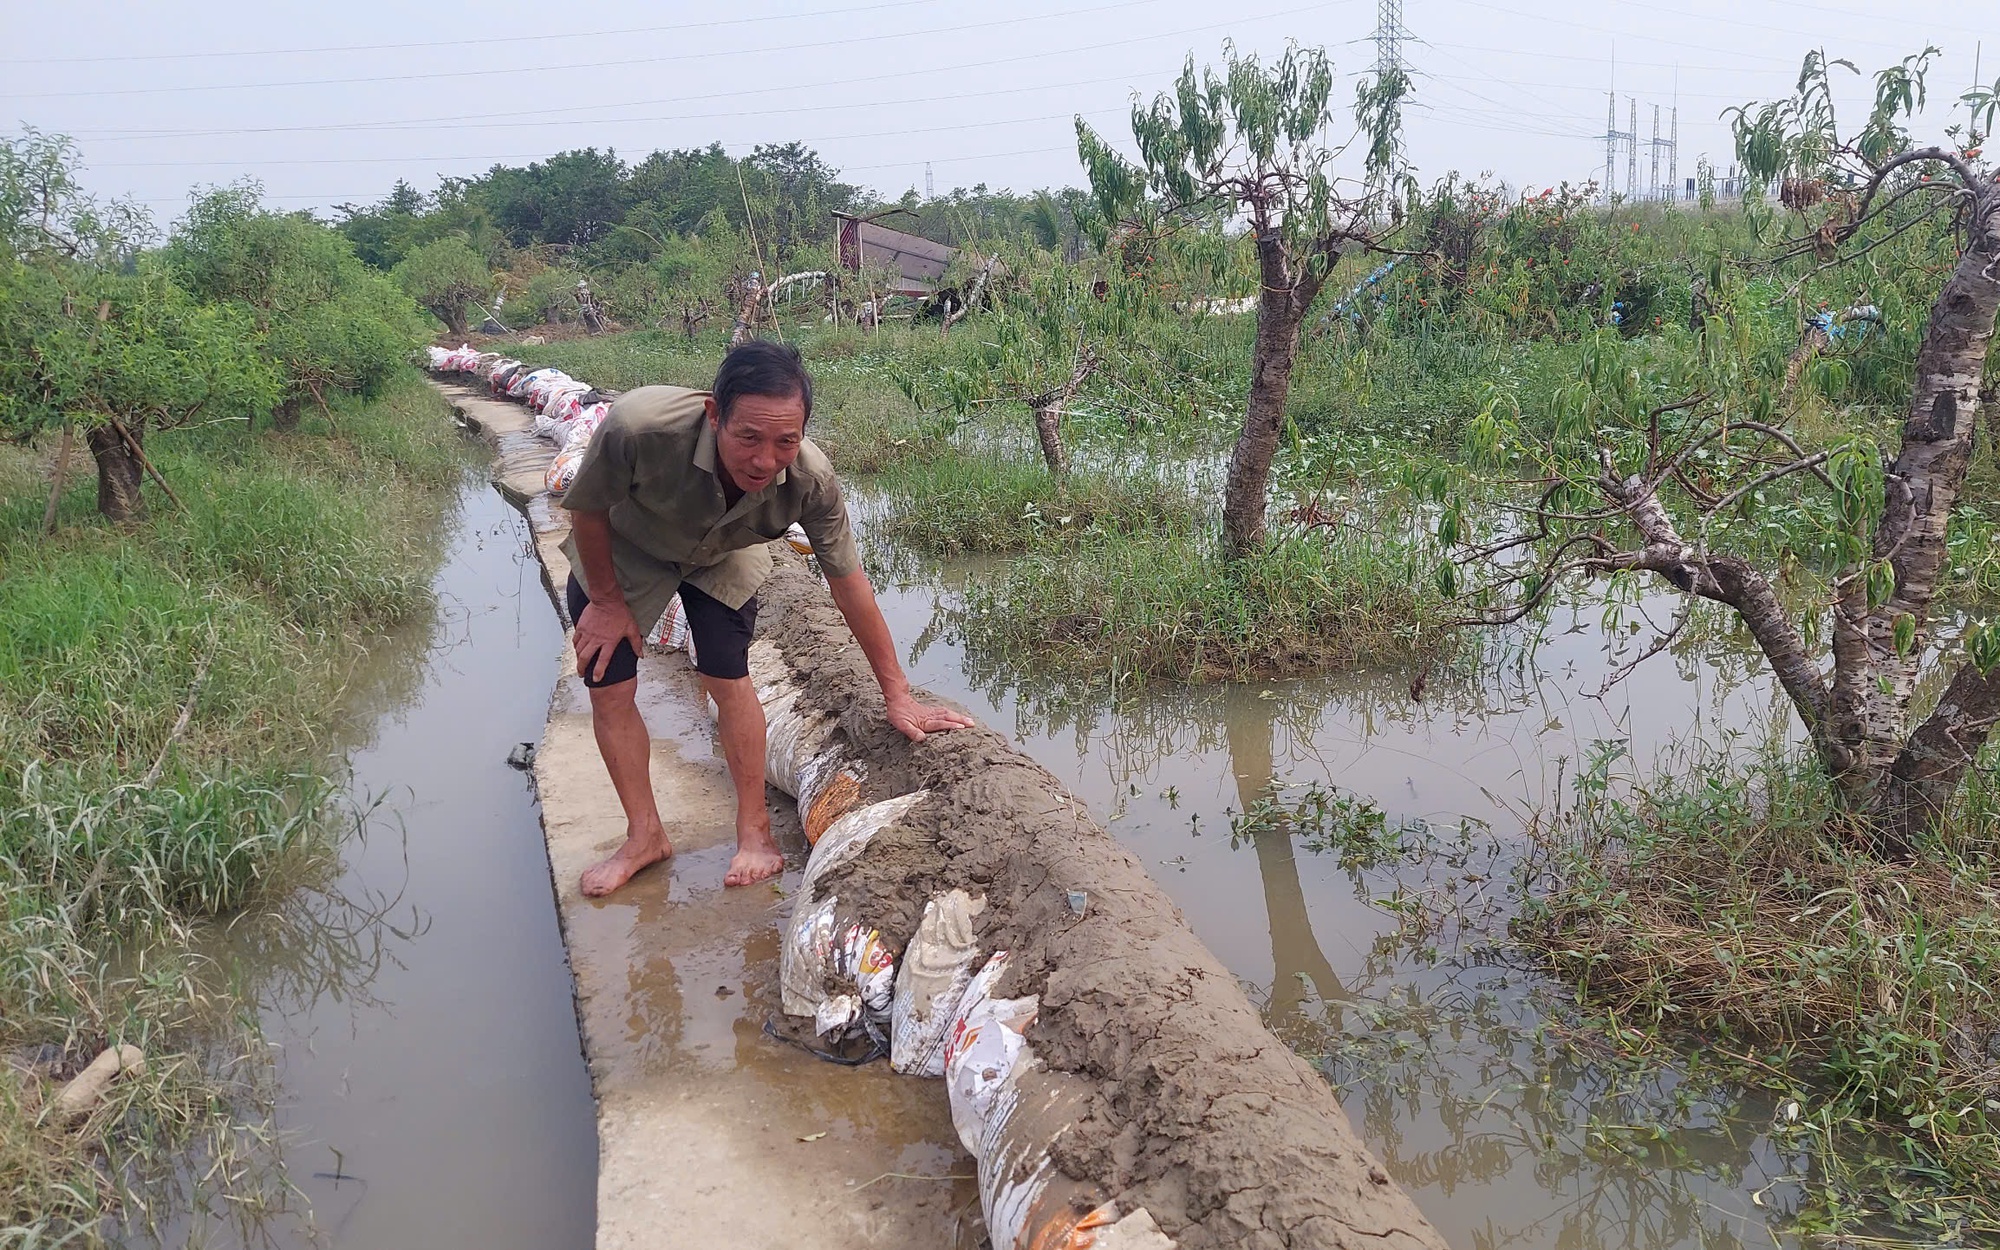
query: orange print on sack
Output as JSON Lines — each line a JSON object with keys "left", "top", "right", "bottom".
{"left": 804, "top": 772, "right": 863, "bottom": 844}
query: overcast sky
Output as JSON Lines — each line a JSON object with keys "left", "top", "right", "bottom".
{"left": 5, "top": 0, "right": 1992, "bottom": 229}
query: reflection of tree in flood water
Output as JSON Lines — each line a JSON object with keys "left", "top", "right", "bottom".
{"left": 1221, "top": 693, "right": 1350, "bottom": 1039}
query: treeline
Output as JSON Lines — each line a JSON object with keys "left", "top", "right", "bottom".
{"left": 331, "top": 141, "right": 1096, "bottom": 332}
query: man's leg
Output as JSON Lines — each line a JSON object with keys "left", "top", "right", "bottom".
{"left": 702, "top": 673, "right": 785, "bottom": 886}
{"left": 569, "top": 574, "right": 673, "bottom": 898}
{"left": 679, "top": 583, "right": 784, "bottom": 887}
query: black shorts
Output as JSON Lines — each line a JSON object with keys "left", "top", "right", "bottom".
{"left": 565, "top": 573, "right": 759, "bottom": 686}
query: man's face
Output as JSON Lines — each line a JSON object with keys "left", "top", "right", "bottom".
{"left": 707, "top": 391, "right": 806, "bottom": 495}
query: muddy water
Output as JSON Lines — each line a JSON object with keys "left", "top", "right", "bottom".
{"left": 865, "top": 546, "right": 1815, "bottom": 1250}
{"left": 247, "top": 478, "right": 595, "bottom": 1247}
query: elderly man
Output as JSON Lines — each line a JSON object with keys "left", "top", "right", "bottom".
{"left": 559, "top": 340, "right": 973, "bottom": 896}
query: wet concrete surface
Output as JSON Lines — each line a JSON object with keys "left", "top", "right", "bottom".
{"left": 444, "top": 384, "right": 980, "bottom": 1249}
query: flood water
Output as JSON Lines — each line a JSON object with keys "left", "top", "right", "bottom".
{"left": 236, "top": 476, "right": 595, "bottom": 1248}
{"left": 865, "top": 530, "right": 1823, "bottom": 1250}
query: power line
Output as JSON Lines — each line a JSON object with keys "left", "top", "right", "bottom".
{"left": 6, "top": 0, "right": 1184, "bottom": 100}
{"left": 85, "top": 108, "right": 1132, "bottom": 170}
{"left": 52, "top": 0, "right": 1364, "bottom": 141}
{"left": 3, "top": 0, "right": 954, "bottom": 66}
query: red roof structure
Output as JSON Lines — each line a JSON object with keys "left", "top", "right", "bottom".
{"left": 834, "top": 211, "right": 956, "bottom": 297}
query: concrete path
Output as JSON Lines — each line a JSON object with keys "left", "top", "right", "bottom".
{"left": 439, "top": 383, "right": 980, "bottom": 1249}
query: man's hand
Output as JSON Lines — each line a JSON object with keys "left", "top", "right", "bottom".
{"left": 575, "top": 598, "right": 644, "bottom": 683}
{"left": 884, "top": 689, "right": 977, "bottom": 743}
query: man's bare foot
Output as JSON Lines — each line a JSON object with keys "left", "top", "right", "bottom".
{"left": 724, "top": 829, "right": 785, "bottom": 887}
{"left": 580, "top": 832, "right": 672, "bottom": 897}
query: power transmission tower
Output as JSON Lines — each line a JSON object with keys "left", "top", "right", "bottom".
{"left": 1602, "top": 91, "right": 1636, "bottom": 199}
{"left": 1650, "top": 104, "right": 1661, "bottom": 198}
{"left": 1373, "top": 0, "right": 1410, "bottom": 83}
{"left": 924, "top": 162, "right": 934, "bottom": 199}
{"left": 1627, "top": 97, "right": 1639, "bottom": 199}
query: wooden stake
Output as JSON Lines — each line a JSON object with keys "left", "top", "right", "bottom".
{"left": 42, "top": 422, "right": 74, "bottom": 534}
{"left": 108, "top": 417, "right": 184, "bottom": 510}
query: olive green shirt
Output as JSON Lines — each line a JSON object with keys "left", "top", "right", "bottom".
{"left": 557, "top": 384, "right": 861, "bottom": 632}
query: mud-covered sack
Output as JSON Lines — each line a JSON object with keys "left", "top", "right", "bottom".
{"left": 779, "top": 792, "right": 929, "bottom": 1042}
{"left": 945, "top": 953, "right": 1125, "bottom": 1250}
{"left": 746, "top": 643, "right": 865, "bottom": 843}
{"left": 891, "top": 889, "right": 986, "bottom": 1077}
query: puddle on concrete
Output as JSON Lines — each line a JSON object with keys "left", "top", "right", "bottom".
{"left": 865, "top": 538, "right": 1819, "bottom": 1250}
{"left": 236, "top": 477, "right": 596, "bottom": 1248}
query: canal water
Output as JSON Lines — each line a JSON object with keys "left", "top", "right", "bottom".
{"left": 250, "top": 475, "right": 595, "bottom": 1248}
{"left": 865, "top": 537, "right": 1817, "bottom": 1250}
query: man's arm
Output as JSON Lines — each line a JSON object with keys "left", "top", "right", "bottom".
{"left": 825, "top": 567, "right": 977, "bottom": 742}
{"left": 570, "top": 509, "right": 644, "bottom": 683}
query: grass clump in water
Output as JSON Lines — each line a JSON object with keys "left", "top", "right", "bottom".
{"left": 1520, "top": 756, "right": 2000, "bottom": 1239}
{"left": 872, "top": 452, "right": 1200, "bottom": 555}
{"left": 959, "top": 522, "right": 1443, "bottom": 680}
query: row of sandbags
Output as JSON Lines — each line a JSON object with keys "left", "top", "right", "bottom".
{"left": 736, "top": 641, "right": 1174, "bottom": 1250}
{"left": 423, "top": 344, "right": 611, "bottom": 496}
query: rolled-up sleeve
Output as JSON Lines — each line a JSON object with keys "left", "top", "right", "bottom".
{"left": 557, "top": 410, "right": 635, "bottom": 514}
{"left": 800, "top": 475, "right": 861, "bottom": 578}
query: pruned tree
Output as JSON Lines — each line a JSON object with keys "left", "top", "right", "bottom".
{"left": 1445, "top": 52, "right": 2000, "bottom": 857}
{"left": 1077, "top": 42, "right": 1402, "bottom": 556}
{"left": 392, "top": 236, "right": 491, "bottom": 337}
{"left": 885, "top": 266, "right": 1098, "bottom": 476}
{"left": 0, "top": 260, "right": 277, "bottom": 523}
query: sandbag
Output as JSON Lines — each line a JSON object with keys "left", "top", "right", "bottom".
{"left": 747, "top": 643, "right": 865, "bottom": 843}
{"left": 779, "top": 792, "right": 929, "bottom": 1043}
{"left": 891, "top": 889, "right": 986, "bottom": 1076}
{"left": 944, "top": 954, "right": 1131, "bottom": 1250}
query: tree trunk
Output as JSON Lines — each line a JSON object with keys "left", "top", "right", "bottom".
{"left": 1032, "top": 404, "right": 1068, "bottom": 477}
{"left": 1871, "top": 661, "right": 2000, "bottom": 856}
{"left": 87, "top": 421, "right": 146, "bottom": 524}
{"left": 1221, "top": 232, "right": 1307, "bottom": 558}
{"left": 1829, "top": 180, "right": 2000, "bottom": 832}
{"left": 436, "top": 301, "right": 470, "bottom": 338}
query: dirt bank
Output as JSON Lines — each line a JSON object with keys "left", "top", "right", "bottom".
{"left": 756, "top": 558, "right": 1446, "bottom": 1250}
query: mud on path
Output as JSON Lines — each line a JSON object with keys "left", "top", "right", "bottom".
{"left": 439, "top": 382, "right": 982, "bottom": 1250}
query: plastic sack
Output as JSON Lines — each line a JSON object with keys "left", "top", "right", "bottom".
{"left": 540, "top": 380, "right": 590, "bottom": 418}
{"left": 891, "top": 889, "right": 986, "bottom": 1076}
{"left": 545, "top": 443, "right": 586, "bottom": 498}
{"left": 745, "top": 644, "right": 866, "bottom": 844}
{"left": 945, "top": 953, "right": 1121, "bottom": 1250}
{"left": 425, "top": 345, "right": 451, "bottom": 369}
{"left": 564, "top": 403, "right": 609, "bottom": 450}
{"left": 779, "top": 792, "right": 929, "bottom": 1041}
{"left": 645, "top": 594, "right": 692, "bottom": 659}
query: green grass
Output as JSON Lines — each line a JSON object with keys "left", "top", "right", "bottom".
{"left": 1520, "top": 755, "right": 2000, "bottom": 1240}
{"left": 871, "top": 452, "right": 1201, "bottom": 555}
{"left": 958, "top": 521, "right": 1447, "bottom": 680}
{"left": 0, "top": 368, "right": 469, "bottom": 1241}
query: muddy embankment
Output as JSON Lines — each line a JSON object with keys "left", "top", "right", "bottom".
{"left": 754, "top": 560, "right": 1443, "bottom": 1250}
